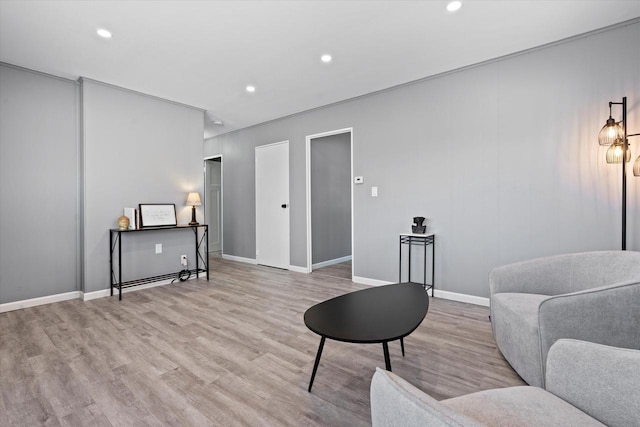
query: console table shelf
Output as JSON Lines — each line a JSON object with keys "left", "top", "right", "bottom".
{"left": 115, "top": 269, "right": 204, "bottom": 289}
{"left": 109, "top": 225, "right": 209, "bottom": 300}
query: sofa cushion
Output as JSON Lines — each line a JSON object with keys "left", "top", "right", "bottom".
{"left": 442, "top": 386, "right": 604, "bottom": 427}
{"left": 490, "top": 293, "right": 548, "bottom": 387}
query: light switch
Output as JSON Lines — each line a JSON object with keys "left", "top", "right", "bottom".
{"left": 371, "top": 186, "right": 378, "bottom": 197}
{"left": 354, "top": 176, "right": 364, "bottom": 184}
{"left": 155, "top": 243, "right": 162, "bottom": 254}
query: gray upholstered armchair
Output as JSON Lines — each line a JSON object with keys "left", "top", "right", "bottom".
{"left": 371, "top": 339, "right": 640, "bottom": 427}
{"left": 489, "top": 250, "right": 640, "bottom": 387}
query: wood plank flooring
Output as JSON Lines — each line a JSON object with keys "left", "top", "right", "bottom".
{"left": 0, "top": 257, "right": 525, "bottom": 426}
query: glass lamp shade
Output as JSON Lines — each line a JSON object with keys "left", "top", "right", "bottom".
{"left": 605, "top": 142, "right": 631, "bottom": 164}
{"left": 186, "top": 192, "right": 202, "bottom": 206}
{"left": 634, "top": 156, "right": 640, "bottom": 177}
{"left": 598, "top": 118, "right": 624, "bottom": 146}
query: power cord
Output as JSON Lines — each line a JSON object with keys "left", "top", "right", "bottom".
{"left": 178, "top": 269, "right": 192, "bottom": 282}
{"left": 171, "top": 269, "right": 192, "bottom": 283}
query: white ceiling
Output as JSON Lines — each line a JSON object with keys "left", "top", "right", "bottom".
{"left": 1, "top": 1, "right": 639, "bottom": 138}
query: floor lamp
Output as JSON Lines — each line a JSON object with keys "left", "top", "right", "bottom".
{"left": 598, "top": 96, "right": 640, "bottom": 250}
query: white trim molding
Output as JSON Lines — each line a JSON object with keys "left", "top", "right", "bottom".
{"left": 222, "top": 254, "right": 258, "bottom": 264}
{"left": 0, "top": 273, "right": 213, "bottom": 309}
{"left": 204, "top": 154, "right": 223, "bottom": 255}
{"left": 81, "top": 289, "right": 111, "bottom": 301}
{"left": 352, "top": 276, "right": 394, "bottom": 287}
{"left": 305, "top": 127, "right": 354, "bottom": 279}
{"left": 288, "top": 265, "right": 310, "bottom": 273}
{"left": 0, "top": 291, "right": 80, "bottom": 313}
{"left": 312, "top": 255, "right": 352, "bottom": 270}
{"left": 352, "top": 276, "right": 490, "bottom": 307}
{"left": 434, "top": 289, "right": 489, "bottom": 307}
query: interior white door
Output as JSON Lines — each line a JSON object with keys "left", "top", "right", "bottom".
{"left": 256, "top": 141, "right": 290, "bottom": 269}
{"left": 206, "top": 159, "right": 222, "bottom": 252}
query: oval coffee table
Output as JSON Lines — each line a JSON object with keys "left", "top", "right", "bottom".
{"left": 304, "top": 282, "right": 429, "bottom": 392}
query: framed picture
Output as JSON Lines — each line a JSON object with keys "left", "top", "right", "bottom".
{"left": 139, "top": 203, "right": 177, "bottom": 227}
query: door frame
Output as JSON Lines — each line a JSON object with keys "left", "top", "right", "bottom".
{"left": 204, "top": 154, "right": 223, "bottom": 254}
{"left": 305, "top": 127, "right": 354, "bottom": 276}
{"left": 255, "top": 140, "right": 290, "bottom": 268}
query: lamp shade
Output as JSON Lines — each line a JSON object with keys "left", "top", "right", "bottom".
{"left": 634, "top": 156, "right": 640, "bottom": 177}
{"left": 605, "top": 142, "right": 631, "bottom": 164}
{"left": 598, "top": 118, "right": 624, "bottom": 146}
{"left": 186, "top": 192, "right": 202, "bottom": 206}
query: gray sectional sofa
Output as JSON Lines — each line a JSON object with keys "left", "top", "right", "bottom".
{"left": 370, "top": 339, "right": 640, "bottom": 427}
{"left": 489, "top": 250, "right": 640, "bottom": 387}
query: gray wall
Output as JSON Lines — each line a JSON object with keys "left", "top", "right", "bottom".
{"left": 0, "top": 64, "right": 79, "bottom": 303}
{"left": 204, "top": 137, "right": 223, "bottom": 158}
{"left": 1, "top": 69, "right": 205, "bottom": 303}
{"left": 82, "top": 80, "right": 204, "bottom": 293}
{"left": 311, "top": 132, "right": 351, "bottom": 265}
{"left": 205, "top": 22, "right": 640, "bottom": 298}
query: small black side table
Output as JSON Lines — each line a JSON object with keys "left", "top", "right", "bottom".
{"left": 399, "top": 233, "right": 435, "bottom": 297}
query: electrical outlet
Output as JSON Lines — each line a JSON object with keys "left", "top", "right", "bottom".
{"left": 181, "top": 254, "right": 187, "bottom": 266}
{"left": 155, "top": 243, "right": 162, "bottom": 254}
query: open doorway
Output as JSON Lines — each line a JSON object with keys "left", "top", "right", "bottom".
{"left": 306, "top": 128, "right": 353, "bottom": 280}
{"left": 204, "top": 156, "right": 222, "bottom": 257}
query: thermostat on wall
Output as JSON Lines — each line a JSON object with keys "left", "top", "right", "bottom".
{"left": 354, "top": 176, "right": 364, "bottom": 184}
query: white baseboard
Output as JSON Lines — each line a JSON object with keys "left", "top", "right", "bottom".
{"left": 352, "top": 276, "right": 394, "bottom": 287}
{"left": 81, "top": 289, "right": 111, "bottom": 301}
{"left": 434, "top": 289, "right": 489, "bottom": 307}
{"left": 352, "top": 276, "right": 489, "bottom": 307}
{"left": 289, "top": 265, "right": 310, "bottom": 273}
{"left": 0, "top": 291, "right": 81, "bottom": 313}
{"left": 2, "top": 271, "right": 208, "bottom": 308}
{"left": 312, "top": 255, "right": 352, "bottom": 270}
{"left": 1, "top": 273, "right": 489, "bottom": 312}
{"left": 222, "top": 254, "right": 257, "bottom": 264}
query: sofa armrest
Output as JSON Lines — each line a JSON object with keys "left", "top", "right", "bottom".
{"left": 489, "top": 254, "right": 575, "bottom": 296}
{"left": 538, "top": 281, "right": 640, "bottom": 377}
{"left": 370, "top": 368, "right": 483, "bottom": 427}
{"left": 546, "top": 339, "right": 640, "bottom": 427}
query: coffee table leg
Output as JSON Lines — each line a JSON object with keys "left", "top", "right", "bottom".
{"left": 400, "top": 338, "right": 405, "bottom": 357}
{"left": 383, "top": 342, "right": 392, "bottom": 371}
{"left": 308, "top": 336, "right": 326, "bottom": 392}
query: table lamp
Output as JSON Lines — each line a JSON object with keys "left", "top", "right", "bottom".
{"left": 186, "top": 192, "right": 201, "bottom": 226}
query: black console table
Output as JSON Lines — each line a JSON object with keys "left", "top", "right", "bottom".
{"left": 399, "top": 233, "right": 435, "bottom": 297}
{"left": 109, "top": 225, "right": 209, "bottom": 300}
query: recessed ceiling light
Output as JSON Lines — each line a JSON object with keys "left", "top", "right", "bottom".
{"left": 246, "top": 85, "right": 256, "bottom": 93}
{"left": 446, "top": 1, "right": 462, "bottom": 12}
{"left": 321, "top": 54, "right": 332, "bottom": 63}
{"left": 96, "top": 28, "right": 112, "bottom": 38}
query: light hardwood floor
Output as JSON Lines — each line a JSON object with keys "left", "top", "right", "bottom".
{"left": 0, "top": 257, "right": 525, "bottom": 426}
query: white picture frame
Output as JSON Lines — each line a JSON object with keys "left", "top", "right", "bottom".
{"left": 139, "top": 203, "right": 177, "bottom": 227}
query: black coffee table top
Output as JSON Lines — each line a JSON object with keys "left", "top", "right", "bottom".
{"left": 304, "top": 283, "right": 429, "bottom": 344}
